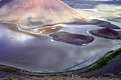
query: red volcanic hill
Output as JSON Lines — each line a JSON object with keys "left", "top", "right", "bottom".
{"left": 0, "top": 0, "right": 118, "bottom": 29}
{"left": 0, "top": 0, "right": 89, "bottom": 26}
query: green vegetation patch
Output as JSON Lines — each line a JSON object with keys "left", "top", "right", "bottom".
{"left": 72, "top": 48, "right": 121, "bottom": 75}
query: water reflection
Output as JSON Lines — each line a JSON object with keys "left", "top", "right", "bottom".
{"left": 0, "top": 23, "right": 120, "bottom": 72}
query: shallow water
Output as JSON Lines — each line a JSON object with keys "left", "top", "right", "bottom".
{"left": 0, "top": 23, "right": 121, "bottom": 73}
{"left": 0, "top": 0, "right": 121, "bottom": 73}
